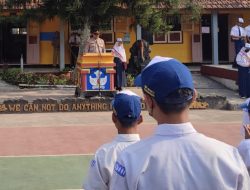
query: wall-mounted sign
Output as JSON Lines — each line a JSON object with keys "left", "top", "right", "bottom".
{"left": 202, "top": 27, "right": 210, "bottom": 34}
{"left": 123, "top": 33, "right": 130, "bottom": 44}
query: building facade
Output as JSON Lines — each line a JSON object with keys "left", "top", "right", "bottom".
{"left": 1, "top": 0, "right": 250, "bottom": 65}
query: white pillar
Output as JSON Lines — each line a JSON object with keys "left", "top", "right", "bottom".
{"left": 60, "top": 20, "right": 65, "bottom": 71}
{"left": 136, "top": 24, "right": 142, "bottom": 40}
{"left": 211, "top": 11, "right": 219, "bottom": 65}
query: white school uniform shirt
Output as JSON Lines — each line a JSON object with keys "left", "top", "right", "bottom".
{"left": 83, "top": 134, "right": 140, "bottom": 190}
{"left": 245, "top": 25, "right": 250, "bottom": 37}
{"left": 238, "top": 139, "right": 250, "bottom": 174}
{"left": 110, "top": 123, "right": 250, "bottom": 190}
{"left": 231, "top": 25, "right": 246, "bottom": 37}
{"left": 236, "top": 47, "right": 250, "bottom": 67}
{"left": 240, "top": 98, "right": 250, "bottom": 138}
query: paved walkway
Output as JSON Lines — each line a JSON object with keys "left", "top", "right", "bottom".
{"left": 0, "top": 68, "right": 245, "bottom": 109}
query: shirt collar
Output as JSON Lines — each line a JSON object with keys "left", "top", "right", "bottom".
{"left": 155, "top": 122, "right": 197, "bottom": 136}
{"left": 114, "top": 134, "right": 140, "bottom": 142}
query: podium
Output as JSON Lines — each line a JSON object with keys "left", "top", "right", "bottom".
{"left": 75, "top": 53, "right": 116, "bottom": 97}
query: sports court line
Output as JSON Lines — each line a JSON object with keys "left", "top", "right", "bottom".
{"left": 0, "top": 153, "right": 94, "bottom": 158}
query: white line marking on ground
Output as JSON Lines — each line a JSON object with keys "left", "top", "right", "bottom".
{"left": 0, "top": 153, "right": 94, "bottom": 158}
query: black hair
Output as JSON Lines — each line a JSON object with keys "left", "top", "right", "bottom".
{"left": 156, "top": 88, "right": 194, "bottom": 114}
{"left": 118, "top": 118, "right": 138, "bottom": 128}
{"left": 90, "top": 25, "right": 99, "bottom": 34}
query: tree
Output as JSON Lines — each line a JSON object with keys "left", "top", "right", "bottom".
{"left": 0, "top": 0, "right": 200, "bottom": 69}
{"left": 1, "top": 0, "right": 200, "bottom": 33}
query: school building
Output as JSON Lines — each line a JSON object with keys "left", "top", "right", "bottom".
{"left": 0, "top": 0, "right": 250, "bottom": 66}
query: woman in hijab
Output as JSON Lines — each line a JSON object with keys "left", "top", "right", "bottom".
{"left": 112, "top": 38, "right": 127, "bottom": 91}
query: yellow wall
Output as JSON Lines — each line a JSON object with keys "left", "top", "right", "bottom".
{"left": 150, "top": 32, "right": 192, "bottom": 63}
{"left": 107, "top": 31, "right": 192, "bottom": 63}
{"left": 240, "top": 11, "right": 250, "bottom": 26}
{"left": 39, "top": 17, "right": 70, "bottom": 65}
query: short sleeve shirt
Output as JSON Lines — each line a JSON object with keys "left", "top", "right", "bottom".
{"left": 83, "top": 134, "right": 140, "bottom": 190}
{"left": 245, "top": 25, "right": 250, "bottom": 37}
{"left": 110, "top": 123, "right": 250, "bottom": 190}
{"left": 230, "top": 25, "right": 246, "bottom": 37}
{"left": 84, "top": 38, "right": 106, "bottom": 53}
{"left": 238, "top": 139, "right": 250, "bottom": 173}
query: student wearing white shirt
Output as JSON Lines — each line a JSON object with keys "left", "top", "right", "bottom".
{"left": 112, "top": 38, "right": 127, "bottom": 91}
{"left": 83, "top": 90, "right": 142, "bottom": 190}
{"left": 236, "top": 43, "right": 250, "bottom": 98}
{"left": 230, "top": 17, "right": 246, "bottom": 68}
{"left": 238, "top": 99, "right": 250, "bottom": 174}
{"left": 245, "top": 20, "right": 250, "bottom": 43}
{"left": 110, "top": 56, "right": 250, "bottom": 190}
{"left": 69, "top": 31, "right": 81, "bottom": 68}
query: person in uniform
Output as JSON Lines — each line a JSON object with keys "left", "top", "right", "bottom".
{"left": 230, "top": 18, "right": 246, "bottom": 68}
{"left": 245, "top": 19, "right": 250, "bottom": 43}
{"left": 84, "top": 27, "right": 106, "bottom": 53}
{"left": 69, "top": 30, "right": 81, "bottom": 68}
{"left": 238, "top": 99, "right": 250, "bottom": 174}
{"left": 236, "top": 43, "right": 250, "bottom": 98}
{"left": 112, "top": 38, "right": 127, "bottom": 91}
{"left": 110, "top": 56, "right": 250, "bottom": 190}
{"left": 83, "top": 89, "right": 142, "bottom": 190}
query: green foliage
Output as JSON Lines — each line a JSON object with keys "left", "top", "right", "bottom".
{"left": 2, "top": 68, "right": 21, "bottom": 85}
{"left": 126, "top": 74, "right": 135, "bottom": 87}
{"left": 1, "top": 0, "right": 201, "bottom": 33}
{"left": 1, "top": 68, "right": 73, "bottom": 85}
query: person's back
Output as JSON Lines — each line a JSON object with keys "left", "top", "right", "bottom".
{"left": 110, "top": 56, "right": 250, "bottom": 190}
{"left": 113, "top": 127, "right": 247, "bottom": 189}
{"left": 83, "top": 90, "right": 142, "bottom": 190}
{"left": 238, "top": 99, "right": 250, "bottom": 175}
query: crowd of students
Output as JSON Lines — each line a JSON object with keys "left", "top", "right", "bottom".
{"left": 83, "top": 56, "right": 250, "bottom": 190}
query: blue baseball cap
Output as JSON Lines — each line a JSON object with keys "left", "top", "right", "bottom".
{"left": 112, "top": 90, "right": 141, "bottom": 124}
{"left": 240, "top": 100, "right": 250, "bottom": 113}
{"left": 137, "top": 56, "right": 194, "bottom": 104}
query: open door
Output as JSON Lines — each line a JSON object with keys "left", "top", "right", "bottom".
{"left": 0, "top": 22, "right": 27, "bottom": 64}
{"left": 202, "top": 14, "right": 229, "bottom": 62}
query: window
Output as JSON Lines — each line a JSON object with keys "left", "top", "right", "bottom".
{"left": 99, "top": 19, "right": 113, "bottom": 32}
{"left": 11, "top": 28, "right": 27, "bottom": 35}
{"left": 168, "top": 31, "right": 182, "bottom": 43}
{"left": 99, "top": 19, "right": 114, "bottom": 44}
{"left": 100, "top": 32, "right": 114, "bottom": 44}
{"left": 153, "top": 15, "right": 183, "bottom": 44}
{"left": 153, "top": 32, "right": 167, "bottom": 43}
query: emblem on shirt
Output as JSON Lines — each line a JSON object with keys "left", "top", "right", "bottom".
{"left": 89, "top": 70, "right": 107, "bottom": 90}
{"left": 114, "top": 161, "right": 126, "bottom": 177}
{"left": 90, "top": 159, "right": 96, "bottom": 167}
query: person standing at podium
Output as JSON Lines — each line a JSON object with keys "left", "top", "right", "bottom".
{"left": 84, "top": 26, "right": 106, "bottom": 53}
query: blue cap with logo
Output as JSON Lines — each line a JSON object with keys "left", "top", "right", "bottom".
{"left": 112, "top": 90, "right": 141, "bottom": 124}
{"left": 137, "top": 56, "right": 194, "bottom": 104}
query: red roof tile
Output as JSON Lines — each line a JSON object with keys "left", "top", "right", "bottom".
{"left": 194, "top": 0, "right": 250, "bottom": 9}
